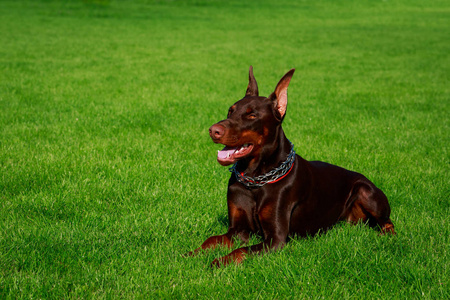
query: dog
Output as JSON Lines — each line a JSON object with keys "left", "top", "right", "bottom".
{"left": 189, "top": 66, "right": 395, "bottom": 267}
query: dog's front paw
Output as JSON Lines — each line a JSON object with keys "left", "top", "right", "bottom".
{"left": 210, "top": 249, "right": 248, "bottom": 268}
{"left": 210, "top": 256, "right": 230, "bottom": 268}
{"left": 210, "top": 258, "right": 221, "bottom": 268}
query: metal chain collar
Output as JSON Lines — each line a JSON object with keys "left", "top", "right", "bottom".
{"left": 229, "top": 141, "right": 296, "bottom": 188}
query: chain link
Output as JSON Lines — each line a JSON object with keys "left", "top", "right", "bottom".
{"left": 229, "top": 141, "right": 296, "bottom": 188}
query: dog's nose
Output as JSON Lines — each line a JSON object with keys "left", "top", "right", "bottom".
{"left": 209, "top": 124, "right": 225, "bottom": 140}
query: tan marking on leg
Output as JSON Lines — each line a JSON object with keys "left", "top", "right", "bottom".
{"left": 380, "top": 222, "right": 396, "bottom": 235}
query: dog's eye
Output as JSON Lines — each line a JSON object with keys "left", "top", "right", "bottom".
{"left": 247, "top": 113, "right": 257, "bottom": 120}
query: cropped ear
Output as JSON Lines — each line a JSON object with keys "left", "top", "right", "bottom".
{"left": 268, "top": 69, "right": 295, "bottom": 120}
{"left": 245, "top": 66, "right": 259, "bottom": 97}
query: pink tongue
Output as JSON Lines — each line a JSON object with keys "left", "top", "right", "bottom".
{"left": 218, "top": 147, "right": 237, "bottom": 160}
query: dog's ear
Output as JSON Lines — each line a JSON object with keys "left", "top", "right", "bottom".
{"left": 268, "top": 69, "right": 295, "bottom": 120}
{"left": 245, "top": 66, "right": 259, "bottom": 97}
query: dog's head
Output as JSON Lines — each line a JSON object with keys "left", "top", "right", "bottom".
{"left": 209, "top": 66, "right": 295, "bottom": 166}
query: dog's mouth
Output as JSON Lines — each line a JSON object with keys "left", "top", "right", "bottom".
{"left": 217, "top": 143, "right": 254, "bottom": 166}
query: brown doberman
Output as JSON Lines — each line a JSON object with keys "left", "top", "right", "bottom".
{"left": 189, "top": 66, "right": 395, "bottom": 267}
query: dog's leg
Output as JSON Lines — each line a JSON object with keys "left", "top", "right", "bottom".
{"left": 210, "top": 237, "right": 286, "bottom": 267}
{"left": 211, "top": 205, "right": 290, "bottom": 267}
{"left": 186, "top": 228, "right": 251, "bottom": 256}
{"left": 189, "top": 234, "right": 234, "bottom": 255}
{"left": 187, "top": 202, "right": 253, "bottom": 256}
{"left": 346, "top": 182, "right": 396, "bottom": 235}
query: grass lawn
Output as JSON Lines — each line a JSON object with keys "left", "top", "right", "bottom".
{"left": 0, "top": 0, "right": 449, "bottom": 298}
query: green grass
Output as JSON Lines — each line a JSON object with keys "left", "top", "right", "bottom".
{"left": 0, "top": 0, "right": 449, "bottom": 298}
